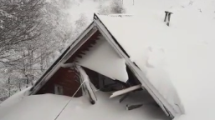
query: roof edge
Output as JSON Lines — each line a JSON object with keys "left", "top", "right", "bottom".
{"left": 30, "top": 22, "right": 96, "bottom": 94}
{"left": 94, "top": 13, "right": 133, "bottom": 17}
{"left": 93, "top": 13, "right": 130, "bottom": 58}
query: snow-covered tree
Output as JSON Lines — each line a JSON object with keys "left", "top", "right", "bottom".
{"left": 98, "top": 0, "right": 125, "bottom": 14}
{"left": 0, "top": 0, "right": 127, "bottom": 102}
{"left": 0, "top": 0, "right": 44, "bottom": 60}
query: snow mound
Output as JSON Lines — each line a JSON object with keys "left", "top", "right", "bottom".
{"left": 0, "top": 87, "right": 30, "bottom": 117}
{"left": 0, "top": 91, "right": 169, "bottom": 120}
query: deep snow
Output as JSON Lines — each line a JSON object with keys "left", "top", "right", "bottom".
{"left": 2, "top": 0, "right": 215, "bottom": 120}
{"left": 0, "top": 90, "right": 169, "bottom": 120}
{"left": 97, "top": 0, "right": 215, "bottom": 119}
{"left": 0, "top": 87, "right": 30, "bottom": 117}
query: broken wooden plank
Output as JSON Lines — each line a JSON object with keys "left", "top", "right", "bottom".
{"left": 110, "top": 84, "right": 141, "bottom": 98}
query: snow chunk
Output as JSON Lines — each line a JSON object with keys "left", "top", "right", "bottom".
{"left": 146, "top": 47, "right": 165, "bottom": 68}
{"left": 77, "top": 36, "right": 128, "bottom": 82}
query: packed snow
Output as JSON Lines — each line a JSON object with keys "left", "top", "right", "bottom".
{"left": 0, "top": 90, "right": 169, "bottom": 120}
{"left": 77, "top": 35, "right": 128, "bottom": 82}
{"left": 96, "top": 1, "right": 215, "bottom": 119}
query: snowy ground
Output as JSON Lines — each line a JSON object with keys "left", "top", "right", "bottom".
{"left": 0, "top": 90, "right": 169, "bottom": 120}
{"left": 0, "top": 87, "right": 30, "bottom": 117}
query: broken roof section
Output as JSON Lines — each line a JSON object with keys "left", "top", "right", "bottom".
{"left": 94, "top": 13, "right": 184, "bottom": 117}
{"left": 30, "top": 13, "right": 186, "bottom": 118}
{"left": 95, "top": 10, "right": 215, "bottom": 119}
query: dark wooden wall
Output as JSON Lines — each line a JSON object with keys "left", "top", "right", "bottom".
{"left": 36, "top": 67, "right": 82, "bottom": 97}
{"left": 35, "top": 31, "right": 103, "bottom": 97}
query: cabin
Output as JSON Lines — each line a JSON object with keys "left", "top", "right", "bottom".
{"left": 28, "top": 13, "right": 185, "bottom": 119}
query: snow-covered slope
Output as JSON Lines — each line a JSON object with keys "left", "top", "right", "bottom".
{"left": 97, "top": 0, "right": 215, "bottom": 119}
{"left": 0, "top": 90, "right": 169, "bottom": 120}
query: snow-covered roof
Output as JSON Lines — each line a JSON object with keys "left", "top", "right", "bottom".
{"left": 94, "top": 13, "right": 184, "bottom": 117}
{"left": 95, "top": 11, "right": 215, "bottom": 119}
{"left": 27, "top": 10, "right": 215, "bottom": 119}
{"left": 0, "top": 90, "right": 168, "bottom": 120}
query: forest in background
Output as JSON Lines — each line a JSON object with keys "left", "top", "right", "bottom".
{"left": 0, "top": 0, "right": 125, "bottom": 101}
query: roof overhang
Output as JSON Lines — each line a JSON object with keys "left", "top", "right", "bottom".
{"left": 30, "top": 22, "right": 98, "bottom": 95}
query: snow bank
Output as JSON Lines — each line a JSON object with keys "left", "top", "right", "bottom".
{"left": 97, "top": 1, "right": 215, "bottom": 119}
{"left": 0, "top": 94, "right": 71, "bottom": 120}
{"left": 0, "top": 87, "right": 30, "bottom": 117}
{"left": 0, "top": 90, "right": 169, "bottom": 120}
{"left": 77, "top": 35, "right": 128, "bottom": 82}
{"left": 57, "top": 91, "right": 168, "bottom": 120}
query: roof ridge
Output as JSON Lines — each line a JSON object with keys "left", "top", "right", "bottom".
{"left": 95, "top": 13, "right": 133, "bottom": 17}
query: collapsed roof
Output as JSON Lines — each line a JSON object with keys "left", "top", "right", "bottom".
{"left": 29, "top": 11, "right": 215, "bottom": 119}
{"left": 29, "top": 13, "right": 183, "bottom": 118}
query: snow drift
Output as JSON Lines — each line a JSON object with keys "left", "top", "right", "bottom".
{"left": 0, "top": 90, "right": 169, "bottom": 120}
{"left": 0, "top": 87, "right": 30, "bottom": 117}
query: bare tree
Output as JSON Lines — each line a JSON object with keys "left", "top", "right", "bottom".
{"left": 0, "top": 0, "right": 44, "bottom": 60}
{"left": 0, "top": 0, "right": 45, "bottom": 100}
{"left": 98, "top": 0, "right": 125, "bottom": 14}
{"left": 110, "top": 0, "right": 125, "bottom": 13}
